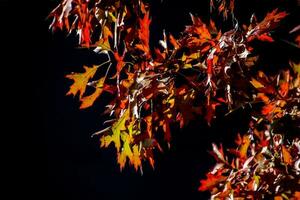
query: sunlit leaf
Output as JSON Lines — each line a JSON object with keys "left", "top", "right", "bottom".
{"left": 66, "top": 65, "right": 99, "bottom": 98}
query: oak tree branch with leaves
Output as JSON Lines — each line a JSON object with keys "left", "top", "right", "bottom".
{"left": 48, "top": 0, "right": 300, "bottom": 199}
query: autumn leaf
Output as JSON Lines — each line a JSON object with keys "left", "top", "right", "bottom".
{"left": 100, "top": 109, "right": 130, "bottom": 151}
{"left": 256, "top": 93, "right": 270, "bottom": 103}
{"left": 118, "top": 132, "right": 134, "bottom": 170}
{"left": 169, "top": 34, "right": 180, "bottom": 49}
{"left": 261, "top": 103, "right": 275, "bottom": 115}
{"left": 274, "top": 196, "right": 283, "bottom": 200}
{"left": 290, "top": 61, "right": 300, "bottom": 74}
{"left": 81, "top": 21, "right": 92, "bottom": 47}
{"left": 205, "top": 102, "right": 220, "bottom": 125}
{"left": 239, "top": 134, "right": 250, "bottom": 159}
{"left": 79, "top": 76, "right": 106, "bottom": 109}
{"left": 257, "top": 33, "right": 274, "bottom": 42}
{"left": 66, "top": 65, "right": 99, "bottom": 99}
{"left": 95, "top": 26, "right": 113, "bottom": 52}
{"left": 115, "top": 118, "right": 143, "bottom": 171}
{"left": 282, "top": 145, "right": 292, "bottom": 165}
{"left": 114, "top": 52, "right": 125, "bottom": 77}
{"left": 48, "top": 0, "right": 73, "bottom": 31}
{"left": 131, "top": 145, "right": 142, "bottom": 171}
{"left": 186, "top": 14, "right": 211, "bottom": 41}
{"left": 137, "top": 11, "right": 151, "bottom": 54}
{"left": 199, "top": 170, "right": 226, "bottom": 191}
{"left": 294, "top": 191, "right": 300, "bottom": 199}
{"left": 247, "top": 9, "right": 288, "bottom": 38}
{"left": 250, "top": 78, "right": 264, "bottom": 89}
{"left": 279, "top": 82, "right": 289, "bottom": 97}
{"left": 50, "top": 1, "right": 300, "bottom": 194}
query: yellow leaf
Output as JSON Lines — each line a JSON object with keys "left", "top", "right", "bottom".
{"left": 100, "top": 109, "right": 130, "bottom": 151}
{"left": 96, "top": 38, "right": 111, "bottom": 51}
{"left": 80, "top": 88, "right": 103, "bottom": 109}
{"left": 183, "top": 63, "right": 192, "bottom": 69}
{"left": 100, "top": 129, "right": 121, "bottom": 151}
{"left": 118, "top": 133, "right": 133, "bottom": 170}
{"left": 66, "top": 65, "right": 98, "bottom": 99}
{"left": 290, "top": 61, "right": 300, "bottom": 74}
{"left": 80, "top": 77, "right": 106, "bottom": 109}
{"left": 250, "top": 78, "right": 264, "bottom": 88}
{"left": 95, "top": 25, "right": 112, "bottom": 51}
{"left": 118, "top": 133, "right": 142, "bottom": 171}
{"left": 103, "top": 25, "right": 113, "bottom": 39}
{"left": 181, "top": 53, "right": 187, "bottom": 62}
{"left": 239, "top": 135, "right": 251, "bottom": 159}
{"left": 131, "top": 145, "right": 142, "bottom": 171}
{"left": 108, "top": 12, "right": 116, "bottom": 22}
{"left": 189, "top": 52, "right": 200, "bottom": 60}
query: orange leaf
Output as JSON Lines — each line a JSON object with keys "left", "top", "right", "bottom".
{"left": 66, "top": 65, "right": 99, "bottom": 99}
{"left": 169, "top": 34, "right": 180, "bottom": 49}
{"left": 248, "top": 9, "right": 288, "bottom": 40}
{"left": 199, "top": 170, "right": 226, "bottom": 191}
{"left": 274, "top": 196, "right": 283, "bottom": 200}
{"left": 135, "top": 44, "right": 149, "bottom": 53}
{"left": 113, "top": 51, "right": 125, "bottom": 78}
{"left": 294, "top": 191, "right": 300, "bottom": 199}
{"left": 261, "top": 103, "right": 275, "bottom": 115}
{"left": 80, "top": 88, "right": 103, "bottom": 109}
{"left": 257, "top": 93, "right": 270, "bottom": 103}
{"left": 138, "top": 11, "right": 151, "bottom": 53}
{"left": 131, "top": 145, "right": 142, "bottom": 171}
{"left": 279, "top": 82, "right": 289, "bottom": 97}
{"left": 282, "top": 145, "right": 292, "bottom": 165}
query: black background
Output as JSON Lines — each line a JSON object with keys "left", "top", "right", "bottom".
{"left": 6, "top": 0, "right": 299, "bottom": 200}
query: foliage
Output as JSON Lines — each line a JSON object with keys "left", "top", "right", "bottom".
{"left": 199, "top": 62, "right": 300, "bottom": 199}
{"left": 48, "top": 0, "right": 299, "bottom": 198}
